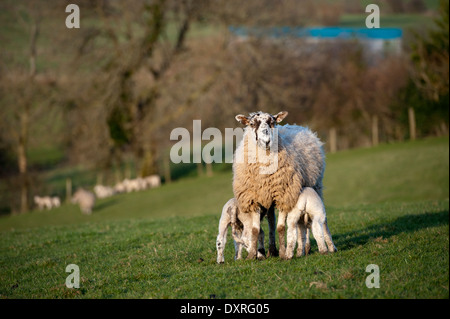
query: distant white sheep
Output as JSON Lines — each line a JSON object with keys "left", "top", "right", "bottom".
{"left": 116, "top": 176, "right": 161, "bottom": 193}
{"left": 34, "top": 196, "right": 52, "bottom": 210}
{"left": 94, "top": 185, "right": 115, "bottom": 199}
{"left": 71, "top": 188, "right": 96, "bottom": 215}
{"left": 143, "top": 175, "right": 161, "bottom": 189}
{"left": 34, "top": 196, "right": 60, "bottom": 210}
{"left": 114, "top": 181, "right": 126, "bottom": 194}
{"left": 51, "top": 197, "right": 61, "bottom": 208}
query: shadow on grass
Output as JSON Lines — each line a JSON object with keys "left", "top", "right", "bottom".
{"left": 94, "top": 198, "right": 119, "bottom": 213}
{"left": 332, "top": 210, "right": 449, "bottom": 251}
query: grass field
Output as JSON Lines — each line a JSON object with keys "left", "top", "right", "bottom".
{"left": 0, "top": 136, "right": 448, "bottom": 299}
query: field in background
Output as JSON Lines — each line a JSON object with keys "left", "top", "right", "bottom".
{"left": 0, "top": 137, "right": 448, "bottom": 298}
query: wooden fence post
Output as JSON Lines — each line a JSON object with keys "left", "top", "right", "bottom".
{"left": 66, "top": 178, "right": 72, "bottom": 203}
{"left": 372, "top": 115, "right": 379, "bottom": 147}
{"left": 164, "top": 155, "right": 172, "bottom": 184}
{"left": 329, "top": 127, "right": 337, "bottom": 153}
{"left": 408, "top": 107, "right": 416, "bottom": 141}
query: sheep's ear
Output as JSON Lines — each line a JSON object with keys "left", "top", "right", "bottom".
{"left": 274, "top": 111, "right": 288, "bottom": 123}
{"left": 235, "top": 114, "right": 250, "bottom": 125}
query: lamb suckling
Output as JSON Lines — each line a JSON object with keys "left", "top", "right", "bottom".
{"left": 216, "top": 198, "right": 277, "bottom": 264}
{"left": 283, "top": 187, "right": 337, "bottom": 259}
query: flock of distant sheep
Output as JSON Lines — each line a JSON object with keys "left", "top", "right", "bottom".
{"left": 216, "top": 111, "right": 337, "bottom": 261}
{"left": 33, "top": 175, "right": 161, "bottom": 214}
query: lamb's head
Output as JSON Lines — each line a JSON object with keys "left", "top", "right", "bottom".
{"left": 235, "top": 111, "right": 288, "bottom": 150}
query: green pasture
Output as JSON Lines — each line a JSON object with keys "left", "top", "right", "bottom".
{"left": 0, "top": 136, "right": 448, "bottom": 298}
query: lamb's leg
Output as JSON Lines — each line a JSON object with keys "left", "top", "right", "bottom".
{"left": 267, "top": 204, "right": 279, "bottom": 257}
{"left": 234, "top": 228, "right": 244, "bottom": 260}
{"left": 246, "top": 209, "right": 261, "bottom": 260}
{"left": 216, "top": 214, "right": 230, "bottom": 264}
{"left": 311, "top": 217, "right": 328, "bottom": 254}
{"left": 322, "top": 217, "right": 337, "bottom": 253}
{"left": 305, "top": 227, "right": 311, "bottom": 255}
{"left": 277, "top": 210, "right": 287, "bottom": 259}
{"left": 296, "top": 221, "right": 308, "bottom": 257}
{"left": 285, "top": 212, "right": 301, "bottom": 259}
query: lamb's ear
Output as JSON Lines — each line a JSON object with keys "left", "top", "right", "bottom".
{"left": 235, "top": 114, "right": 250, "bottom": 125}
{"left": 274, "top": 111, "right": 288, "bottom": 123}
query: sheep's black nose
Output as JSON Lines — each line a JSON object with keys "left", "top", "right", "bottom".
{"left": 262, "top": 129, "right": 269, "bottom": 135}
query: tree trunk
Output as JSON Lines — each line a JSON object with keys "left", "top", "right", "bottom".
{"left": 18, "top": 112, "right": 28, "bottom": 213}
{"left": 16, "top": 20, "right": 39, "bottom": 213}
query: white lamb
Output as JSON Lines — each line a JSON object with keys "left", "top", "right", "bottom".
{"left": 34, "top": 196, "right": 53, "bottom": 210}
{"left": 71, "top": 188, "right": 96, "bottom": 215}
{"left": 285, "top": 187, "right": 337, "bottom": 259}
{"left": 216, "top": 198, "right": 276, "bottom": 263}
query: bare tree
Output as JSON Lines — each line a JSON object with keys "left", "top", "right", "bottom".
{"left": 0, "top": 2, "right": 54, "bottom": 213}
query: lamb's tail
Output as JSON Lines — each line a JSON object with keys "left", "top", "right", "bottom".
{"left": 230, "top": 206, "right": 247, "bottom": 246}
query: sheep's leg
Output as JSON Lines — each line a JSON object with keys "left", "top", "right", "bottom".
{"left": 311, "top": 217, "right": 328, "bottom": 254}
{"left": 322, "top": 217, "right": 337, "bottom": 253}
{"left": 267, "top": 204, "right": 279, "bottom": 257}
{"left": 296, "top": 221, "right": 308, "bottom": 257}
{"left": 257, "top": 228, "right": 266, "bottom": 260}
{"left": 216, "top": 214, "right": 230, "bottom": 264}
{"left": 277, "top": 211, "right": 287, "bottom": 259}
{"left": 285, "top": 212, "right": 300, "bottom": 260}
{"left": 246, "top": 210, "right": 261, "bottom": 260}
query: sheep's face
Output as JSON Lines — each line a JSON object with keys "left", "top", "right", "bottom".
{"left": 235, "top": 111, "right": 288, "bottom": 150}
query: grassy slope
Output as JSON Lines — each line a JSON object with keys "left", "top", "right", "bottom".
{"left": 0, "top": 137, "right": 448, "bottom": 299}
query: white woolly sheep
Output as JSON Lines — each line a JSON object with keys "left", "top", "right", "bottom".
{"left": 233, "top": 111, "right": 334, "bottom": 259}
{"left": 284, "top": 187, "right": 337, "bottom": 259}
{"left": 71, "top": 188, "right": 96, "bottom": 215}
{"left": 216, "top": 198, "right": 277, "bottom": 264}
{"left": 51, "top": 197, "right": 61, "bottom": 208}
{"left": 143, "top": 175, "right": 161, "bottom": 189}
{"left": 34, "top": 196, "right": 53, "bottom": 210}
{"left": 114, "top": 181, "right": 126, "bottom": 194}
{"left": 94, "top": 185, "right": 115, "bottom": 199}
